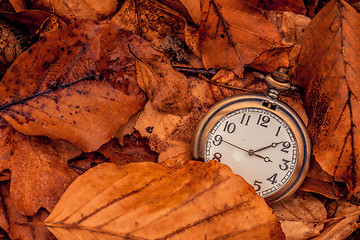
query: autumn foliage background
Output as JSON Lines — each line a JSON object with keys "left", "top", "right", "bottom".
{"left": 1, "top": 0, "right": 360, "bottom": 239}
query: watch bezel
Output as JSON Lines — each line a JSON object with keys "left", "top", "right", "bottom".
{"left": 192, "top": 94, "right": 311, "bottom": 203}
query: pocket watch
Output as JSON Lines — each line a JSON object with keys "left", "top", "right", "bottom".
{"left": 192, "top": 68, "right": 311, "bottom": 203}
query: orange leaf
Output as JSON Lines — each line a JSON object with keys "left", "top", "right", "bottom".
{"left": 44, "top": 161, "right": 285, "bottom": 239}
{"left": 297, "top": 0, "right": 360, "bottom": 194}
{"left": 0, "top": 117, "right": 82, "bottom": 216}
{"left": 0, "top": 20, "right": 147, "bottom": 152}
{"left": 199, "top": 0, "right": 282, "bottom": 76}
{"left": 0, "top": 182, "right": 55, "bottom": 240}
{"left": 98, "top": 136, "right": 158, "bottom": 166}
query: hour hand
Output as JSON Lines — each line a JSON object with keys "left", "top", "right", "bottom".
{"left": 253, "top": 141, "right": 283, "bottom": 153}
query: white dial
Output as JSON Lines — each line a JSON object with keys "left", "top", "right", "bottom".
{"left": 205, "top": 107, "right": 298, "bottom": 198}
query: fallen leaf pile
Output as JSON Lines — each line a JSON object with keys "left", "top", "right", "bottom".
{"left": 1, "top": 0, "right": 360, "bottom": 239}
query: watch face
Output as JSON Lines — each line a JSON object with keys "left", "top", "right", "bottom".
{"left": 192, "top": 94, "right": 311, "bottom": 203}
{"left": 205, "top": 107, "right": 298, "bottom": 198}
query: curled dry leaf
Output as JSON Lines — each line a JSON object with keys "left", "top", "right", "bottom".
{"left": 98, "top": 136, "right": 158, "bottom": 166}
{"left": 0, "top": 10, "right": 55, "bottom": 35}
{"left": 271, "top": 192, "right": 327, "bottom": 240}
{"left": 0, "top": 20, "right": 147, "bottom": 152}
{"left": 0, "top": 20, "right": 22, "bottom": 75}
{"left": 135, "top": 77, "right": 215, "bottom": 162}
{"left": 199, "top": 0, "right": 282, "bottom": 76}
{"left": 132, "top": 42, "right": 192, "bottom": 115}
{"left": 0, "top": 182, "right": 56, "bottom": 240}
{"left": 312, "top": 200, "right": 360, "bottom": 240}
{"left": 297, "top": 0, "right": 360, "bottom": 194}
{"left": 31, "top": 0, "right": 117, "bottom": 22}
{"left": 0, "top": 118, "right": 83, "bottom": 216}
{"left": 112, "top": 0, "right": 186, "bottom": 49}
{"left": 44, "top": 161, "right": 285, "bottom": 239}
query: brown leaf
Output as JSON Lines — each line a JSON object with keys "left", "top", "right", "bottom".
{"left": 157, "top": 0, "right": 195, "bottom": 23}
{"left": 300, "top": 178, "right": 339, "bottom": 199}
{"left": 199, "top": 0, "right": 282, "bottom": 76}
{"left": 44, "top": 161, "right": 285, "bottom": 239}
{"left": 67, "top": 152, "right": 109, "bottom": 174}
{"left": 259, "top": 0, "right": 307, "bottom": 15}
{"left": 179, "top": 0, "right": 201, "bottom": 24}
{"left": 0, "top": 19, "right": 22, "bottom": 74}
{"left": 111, "top": 0, "right": 186, "bottom": 49}
{"left": 271, "top": 192, "right": 327, "bottom": 240}
{"left": 0, "top": 120, "right": 82, "bottom": 215}
{"left": 0, "top": 20, "right": 147, "bottom": 152}
{"left": 98, "top": 136, "right": 158, "bottom": 166}
{"left": 8, "top": 0, "right": 26, "bottom": 12}
{"left": 0, "top": 181, "right": 56, "bottom": 240}
{"left": 132, "top": 42, "right": 192, "bottom": 115}
{"left": 135, "top": 77, "right": 215, "bottom": 162}
{"left": 297, "top": 0, "right": 360, "bottom": 194}
{"left": 0, "top": 10, "right": 56, "bottom": 35}
{"left": 31, "top": 0, "right": 117, "bottom": 22}
{"left": 312, "top": 200, "right": 360, "bottom": 240}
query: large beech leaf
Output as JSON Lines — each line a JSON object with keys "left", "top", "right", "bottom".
{"left": 0, "top": 118, "right": 82, "bottom": 216}
{"left": 297, "top": 0, "right": 360, "bottom": 194}
{"left": 199, "top": 0, "right": 282, "bottom": 76}
{"left": 0, "top": 20, "right": 147, "bottom": 152}
{"left": 44, "top": 161, "right": 285, "bottom": 239}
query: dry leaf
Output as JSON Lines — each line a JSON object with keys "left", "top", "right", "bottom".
{"left": 8, "top": 0, "right": 26, "bottom": 11}
{"left": 297, "top": 0, "right": 360, "bottom": 194}
{"left": 300, "top": 178, "right": 338, "bottom": 199}
{"left": 266, "top": 11, "right": 311, "bottom": 78}
{"left": 0, "top": 20, "right": 147, "bottom": 152}
{"left": 0, "top": 128, "right": 82, "bottom": 215}
{"left": 38, "top": 14, "right": 67, "bottom": 38}
{"left": 180, "top": 0, "right": 201, "bottom": 24}
{"left": 135, "top": 77, "right": 215, "bottom": 162}
{"left": 312, "top": 200, "right": 360, "bottom": 240}
{"left": 67, "top": 152, "right": 109, "bottom": 174}
{"left": 132, "top": 42, "right": 192, "bottom": 115}
{"left": 271, "top": 192, "right": 327, "bottom": 240}
{"left": 259, "top": 0, "right": 307, "bottom": 15}
{"left": 0, "top": 10, "right": 55, "bottom": 35}
{"left": 199, "top": 0, "right": 282, "bottom": 76}
{"left": 112, "top": 0, "right": 186, "bottom": 49}
{"left": 44, "top": 161, "right": 285, "bottom": 239}
{"left": 0, "top": 19, "right": 22, "bottom": 75}
{"left": 157, "top": 0, "right": 195, "bottom": 23}
{"left": 98, "top": 136, "right": 158, "bottom": 166}
{"left": 31, "top": 0, "right": 117, "bottom": 22}
{"left": 0, "top": 181, "right": 56, "bottom": 240}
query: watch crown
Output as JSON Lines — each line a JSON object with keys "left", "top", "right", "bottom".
{"left": 272, "top": 67, "right": 290, "bottom": 83}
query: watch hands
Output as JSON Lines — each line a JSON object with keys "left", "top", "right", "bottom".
{"left": 222, "top": 140, "right": 272, "bottom": 163}
{"left": 253, "top": 141, "right": 284, "bottom": 153}
{"left": 222, "top": 140, "right": 249, "bottom": 153}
